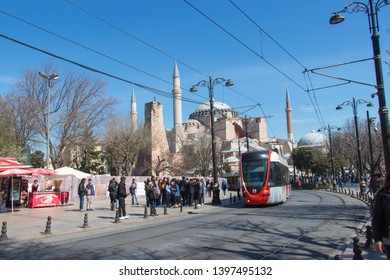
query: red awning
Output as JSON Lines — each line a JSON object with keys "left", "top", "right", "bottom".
{"left": 0, "top": 168, "right": 34, "bottom": 177}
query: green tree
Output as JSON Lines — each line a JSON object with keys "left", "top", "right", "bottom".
{"left": 292, "top": 147, "right": 316, "bottom": 174}
{"left": 30, "top": 150, "right": 45, "bottom": 168}
{"left": 311, "top": 152, "right": 331, "bottom": 177}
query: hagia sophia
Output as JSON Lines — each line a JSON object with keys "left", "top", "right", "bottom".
{"left": 131, "top": 62, "right": 328, "bottom": 176}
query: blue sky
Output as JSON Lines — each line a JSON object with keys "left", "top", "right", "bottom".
{"left": 0, "top": 0, "right": 389, "bottom": 143}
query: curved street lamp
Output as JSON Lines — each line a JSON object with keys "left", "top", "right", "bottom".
{"left": 336, "top": 98, "right": 374, "bottom": 190}
{"left": 317, "top": 125, "right": 342, "bottom": 185}
{"left": 39, "top": 72, "right": 59, "bottom": 169}
{"left": 330, "top": 0, "right": 390, "bottom": 172}
{"left": 190, "top": 76, "right": 233, "bottom": 204}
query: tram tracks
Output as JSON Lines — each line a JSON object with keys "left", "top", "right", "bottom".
{"left": 1, "top": 190, "right": 369, "bottom": 260}
{"left": 177, "top": 191, "right": 365, "bottom": 260}
{"left": 65, "top": 190, "right": 338, "bottom": 260}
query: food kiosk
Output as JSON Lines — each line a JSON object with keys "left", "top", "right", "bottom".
{"left": 28, "top": 191, "right": 62, "bottom": 208}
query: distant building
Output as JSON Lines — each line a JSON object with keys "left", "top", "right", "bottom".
{"left": 131, "top": 63, "right": 301, "bottom": 176}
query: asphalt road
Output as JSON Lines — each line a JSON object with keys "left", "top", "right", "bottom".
{"left": 0, "top": 190, "right": 370, "bottom": 260}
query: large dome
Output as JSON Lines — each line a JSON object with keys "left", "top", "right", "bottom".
{"left": 297, "top": 130, "right": 327, "bottom": 148}
{"left": 189, "top": 101, "right": 237, "bottom": 119}
{"left": 195, "top": 101, "right": 231, "bottom": 112}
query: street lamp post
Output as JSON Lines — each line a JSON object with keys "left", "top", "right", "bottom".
{"left": 336, "top": 97, "right": 374, "bottom": 191}
{"left": 39, "top": 72, "right": 59, "bottom": 169}
{"left": 367, "top": 110, "right": 377, "bottom": 174}
{"left": 190, "top": 76, "right": 233, "bottom": 204}
{"left": 330, "top": 0, "right": 390, "bottom": 172}
{"left": 243, "top": 116, "right": 250, "bottom": 151}
{"left": 318, "top": 125, "right": 341, "bottom": 185}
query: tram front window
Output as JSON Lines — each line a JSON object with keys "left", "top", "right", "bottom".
{"left": 242, "top": 160, "right": 267, "bottom": 193}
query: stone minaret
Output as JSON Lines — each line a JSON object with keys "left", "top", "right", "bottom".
{"left": 130, "top": 88, "right": 137, "bottom": 131}
{"left": 172, "top": 61, "right": 183, "bottom": 153}
{"left": 285, "top": 86, "right": 294, "bottom": 143}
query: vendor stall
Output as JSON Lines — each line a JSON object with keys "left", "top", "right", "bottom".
{"left": 0, "top": 169, "right": 33, "bottom": 212}
{"left": 27, "top": 190, "right": 70, "bottom": 208}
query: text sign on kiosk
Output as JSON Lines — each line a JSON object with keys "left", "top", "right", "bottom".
{"left": 28, "top": 192, "right": 61, "bottom": 208}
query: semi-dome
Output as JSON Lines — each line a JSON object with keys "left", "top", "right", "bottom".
{"left": 297, "top": 130, "right": 327, "bottom": 148}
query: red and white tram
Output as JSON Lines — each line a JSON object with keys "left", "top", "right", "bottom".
{"left": 240, "top": 149, "right": 291, "bottom": 206}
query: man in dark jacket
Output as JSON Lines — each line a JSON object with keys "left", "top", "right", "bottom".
{"left": 372, "top": 170, "right": 390, "bottom": 259}
{"left": 117, "top": 177, "right": 128, "bottom": 219}
{"left": 78, "top": 178, "right": 87, "bottom": 211}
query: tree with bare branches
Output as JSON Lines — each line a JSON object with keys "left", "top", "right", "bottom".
{"left": 0, "top": 97, "right": 23, "bottom": 158}
{"left": 182, "top": 135, "right": 213, "bottom": 177}
{"left": 5, "top": 63, "right": 117, "bottom": 168}
{"left": 104, "top": 116, "right": 149, "bottom": 176}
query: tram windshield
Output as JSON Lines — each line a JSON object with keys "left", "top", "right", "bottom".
{"left": 242, "top": 159, "right": 267, "bottom": 190}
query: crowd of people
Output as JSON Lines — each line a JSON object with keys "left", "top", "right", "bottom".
{"left": 103, "top": 176, "right": 219, "bottom": 220}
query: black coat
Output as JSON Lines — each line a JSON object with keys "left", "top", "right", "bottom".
{"left": 372, "top": 186, "right": 390, "bottom": 242}
{"left": 117, "top": 182, "right": 127, "bottom": 199}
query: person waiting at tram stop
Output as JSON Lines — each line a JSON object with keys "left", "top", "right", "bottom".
{"left": 117, "top": 176, "right": 129, "bottom": 219}
{"left": 85, "top": 178, "right": 95, "bottom": 211}
{"left": 78, "top": 178, "right": 87, "bottom": 211}
{"left": 372, "top": 169, "right": 390, "bottom": 260}
{"left": 107, "top": 178, "right": 118, "bottom": 211}
{"left": 129, "top": 178, "right": 139, "bottom": 206}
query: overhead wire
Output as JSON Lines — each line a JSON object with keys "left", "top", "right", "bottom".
{"left": 183, "top": 0, "right": 307, "bottom": 92}
{"left": 0, "top": 10, "right": 173, "bottom": 88}
{"left": 183, "top": 0, "right": 321, "bottom": 138}
{"left": 64, "top": 0, "right": 209, "bottom": 79}
{"left": 0, "top": 33, "right": 204, "bottom": 106}
{"left": 226, "top": 0, "right": 327, "bottom": 130}
{"left": 0, "top": 7, "right": 211, "bottom": 103}
{"left": 0, "top": 7, "right": 263, "bottom": 130}
{"left": 228, "top": 0, "right": 307, "bottom": 70}
{"left": 1, "top": 2, "right": 266, "bottom": 123}
{"left": 2, "top": 1, "right": 297, "bottom": 139}
{"left": 63, "top": 0, "right": 266, "bottom": 111}
{"left": 64, "top": 0, "right": 209, "bottom": 102}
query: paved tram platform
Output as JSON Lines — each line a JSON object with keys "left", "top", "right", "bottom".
{"left": 0, "top": 191, "right": 386, "bottom": 260}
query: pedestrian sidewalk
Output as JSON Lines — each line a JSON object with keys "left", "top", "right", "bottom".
{"left": 0, "top": 191, "right": 385, "bottom": 260}
{"left": 0, "top": 194, "right": 236, "bottom": 243}
{"left": 338, "top": 220, "right": 386, "bottom": 260}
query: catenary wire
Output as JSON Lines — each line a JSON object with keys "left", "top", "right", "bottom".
{"left": 183, "top": 0, "right": 307, "bottom": 92}
{"left": 0, "top": 33, "right": 205, "bottom": 106}
{"left": 64, "top": 0, "right": 208, "bottom": 78}
{"left": 225, "top": 0, "right": 326, "bottom": 132}
{"left": 63, "top": 0, "right": 266, "bottom": 115}
{"left": 1, "top": 3, "right": 279, "bottom": 139}
{"left": 228, "top": 0, "right": 307, "bottom": 70}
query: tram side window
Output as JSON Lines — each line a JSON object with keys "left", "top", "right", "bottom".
{"left": 268, "top": 162, "right": 288, "bottom": 187}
